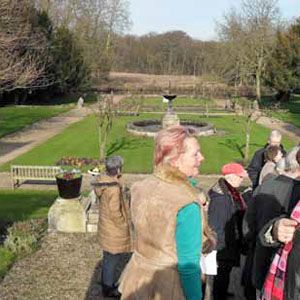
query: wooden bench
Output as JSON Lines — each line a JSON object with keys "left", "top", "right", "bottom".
{"left": 11, "top": 165, "right": 62, "bottom": 189}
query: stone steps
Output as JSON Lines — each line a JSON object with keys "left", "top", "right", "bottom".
{"left": 85, "top": 191, "right": 99, "bottom": 233}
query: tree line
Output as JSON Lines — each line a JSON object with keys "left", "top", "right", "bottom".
{"left": 113, "top": 0, "right": 300, "bottom": 102}
{"left": 0, "top": 0, "right": 299, "bottom": 105}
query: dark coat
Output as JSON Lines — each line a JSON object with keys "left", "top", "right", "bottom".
{"left": 208, "top": 178, "right": 245, "bottom": 266}
{"left": 247, "top": 144, "right": 286, "bottom": 189}
{"left": 246, "top": 174, "right": 300, "bottom": 296}
{"left": 257, "top": 177, "right": 300, "bottom": 300}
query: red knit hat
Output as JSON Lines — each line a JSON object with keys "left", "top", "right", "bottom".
{"left": 221, "top": 163, "right": 248, "bottom": 177}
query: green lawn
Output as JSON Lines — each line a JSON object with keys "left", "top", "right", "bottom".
{"left": 0, "top": 105, "right": 72, "bottom": 138}
{"left": 0, "top": 190, "right": 57, "bottom": 222}
{"left": 1, "top": 113, "right": 296, "bottom": 174}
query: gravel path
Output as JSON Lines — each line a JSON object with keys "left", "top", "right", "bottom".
{"left": 0, "top": 233, "right": 105, "bottom": 300}
{"left": 0, "top": 232, "right": 245, "bottom": 300}
{"left": 257, "top": 116, "right": 300, "bottom": 141}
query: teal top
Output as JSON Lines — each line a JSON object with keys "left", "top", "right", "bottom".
{"left": 188, "top": 177, "right": 199, "bottom": 188}
{"left": 176, "top": 202, "right": 202, "bottom": 300}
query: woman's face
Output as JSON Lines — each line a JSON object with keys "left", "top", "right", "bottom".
{"left": 274, "top": 150, "right": 283, "bottom": 163}
{"left": 174, "top": 137, "right": 204, "bottom": 177}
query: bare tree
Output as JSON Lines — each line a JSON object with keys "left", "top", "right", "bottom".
{"left": 217, "top": 0, "right": 281, "bottom": 101}
{"left": 233, "top": 98, "right": 261, "bottom": 162}
{"left": 39, "top": 0, "right": 131, "bottom": 80}
{"left": 96, "top": 93, "right": 114, "bottom": 160}
{"left": 0, "top": 0, "right": 52, "bottom": 97}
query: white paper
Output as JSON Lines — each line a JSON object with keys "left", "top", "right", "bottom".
{"left": 200, "top": 250, "right": 217, "bottom": 275}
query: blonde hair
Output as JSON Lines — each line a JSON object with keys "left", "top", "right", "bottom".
{"left": 154, "top": 125, "right": 195, "bottom": 166}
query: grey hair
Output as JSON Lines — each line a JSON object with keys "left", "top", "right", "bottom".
{"left": 285, "top": 146, "right": 300, "bottom": 173}
{"left": 105, "top": 156, "right": 124, "bottom": 176}
{"left": 268, "top": 130, "right": 282, "bottom": 141}
{"left": 276, "top": 158, "right": 286, "bottom": 173}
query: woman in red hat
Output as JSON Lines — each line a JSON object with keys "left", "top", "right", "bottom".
{"left": 208, "top": 163, "right": 248, "bottom": 299}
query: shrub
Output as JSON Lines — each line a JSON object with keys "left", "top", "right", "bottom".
{"left": 3, "top": 219, "right": 47, "bottom": 257}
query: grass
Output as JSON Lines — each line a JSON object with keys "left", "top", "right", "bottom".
{"left": 0, "top": 189, "right": 57, "bottom": 280}
{"left": 0, "top": 105, "right": 72, "bottom": 138}
{"left": 0, "top": 247, "right": 15, "bottom": 279}
{"left": 122, "top": 96, "right": 217, "bottom": 109}
{"left": 262, "top": 94, "right": 300, "bottom": 128}
{"left": 1, "top": 113, "right": 296, "bottom": 174}
{"left": 0, "top": 190, "right": 57, "bottom": 222}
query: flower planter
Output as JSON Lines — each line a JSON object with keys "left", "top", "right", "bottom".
{"left": 56, "top": 175, "right": 82, "bottom": 199}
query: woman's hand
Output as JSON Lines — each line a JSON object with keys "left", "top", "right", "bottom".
{"left": 272, "top": 218, "right": 298, "bottom": 243}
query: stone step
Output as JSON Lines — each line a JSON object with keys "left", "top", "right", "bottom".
{"left": 88, "top": 212, "right": 99, "bottom": 224}
{"left": 87, "top": 223, "right": 98, "bottom": 233}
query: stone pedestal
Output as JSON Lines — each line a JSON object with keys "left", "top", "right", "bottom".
{"left": 48, "top": 196, "right": 86, "bottom": 233}
{"left": 162, "top": 113, "right": 180, "bottom": 129}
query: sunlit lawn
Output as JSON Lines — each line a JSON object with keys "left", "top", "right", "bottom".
{"left": 1, "top": 113, "right": 296, "bottom": 174}
{"left": 0, "top": 105, "right": 72, "bottom": 138}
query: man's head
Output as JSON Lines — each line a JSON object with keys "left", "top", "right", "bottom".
{"left": 285, "top": 146, "right": 300, "bottom": 178}
{"left": 105, "top": 156, "right": 124, "bottom": 177}
{"left": 268, "top": 130, "right": 282, "bottom": 146}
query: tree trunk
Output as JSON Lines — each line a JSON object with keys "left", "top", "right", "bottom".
{"left": 99, "top": 127, "right": 106, "bottom": 161}
{"left": 256, "top": 69, "right": 261, "bottom": 102}
{"left": 244, "top": 117, "right": 251, "bottom": 162}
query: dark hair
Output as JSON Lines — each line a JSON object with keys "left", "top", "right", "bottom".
{"left": 265, "top": 145, "right": 281, "bottom": 162}
{"left": 105, "top": 156, "right": 124, "bottom": 176}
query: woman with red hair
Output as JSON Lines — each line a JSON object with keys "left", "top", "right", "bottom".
{"left": 118, "top": 125, "right": 214, "bottom": 300}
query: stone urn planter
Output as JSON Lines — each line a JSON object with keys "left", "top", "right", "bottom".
{"left": 56, "top": 170, "right": 82, "bottom": 199}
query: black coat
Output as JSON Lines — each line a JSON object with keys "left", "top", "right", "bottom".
{"left": 247, "top": 144, "right": 286, "bottom": 189}
{"left": 245, "top": 174, "right": 300, "bottom": 297}
{"left": 208, "top": 179, "right": 245, "bottom": 266}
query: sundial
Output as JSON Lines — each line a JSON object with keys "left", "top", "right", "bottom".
{"left": 162, "top": 94, "right": 177, "bottom": 112}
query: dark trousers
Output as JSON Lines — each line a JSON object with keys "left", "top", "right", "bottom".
{"left": 101, "top": 251, "right": 131, "bottom": 288}
{"left": 213, "top": 263, "right": 233, "bottom": 300}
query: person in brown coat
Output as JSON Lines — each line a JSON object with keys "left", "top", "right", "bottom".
{"left": 94, "top": 156, "right": 132, "bottom": 298}
{"left": 118, "top": 126, "right": 215, "bottom": 300}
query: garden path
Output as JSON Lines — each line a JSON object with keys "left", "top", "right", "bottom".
{"left": 257, "top": 115, "right": 300, "bottom": 141}
{"left": 0, "top": 106, "right": 96, "bottom": 166}
{"left": 0, "top": 232, "right": 246, "bottom": 300}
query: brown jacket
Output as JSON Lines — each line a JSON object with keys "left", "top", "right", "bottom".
{"left": 119, "top": 165, "right": 201, "bottom": 300}
{"left": 94, "top": 175, "right": 132, "bottom": 254}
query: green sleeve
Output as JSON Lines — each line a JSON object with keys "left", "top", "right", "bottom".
{"left": 176, "top": 202, "right": 202, "bottom": 300}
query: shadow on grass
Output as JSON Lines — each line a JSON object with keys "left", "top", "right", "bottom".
{"left": 0, "top": 141, "right": 31, "bottom": 156}
{"left": 218, "top": 139, "right": 262, "bottom": 160}
{"left": 106, "top": 137, "right": 151, "bottom": 156}
{"left": 0, "top": 191, "right": 57, "bottom": 223}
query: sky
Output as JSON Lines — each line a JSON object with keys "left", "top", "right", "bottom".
{"left": 128, "top": 0, "right": 300, "bottom": 41}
